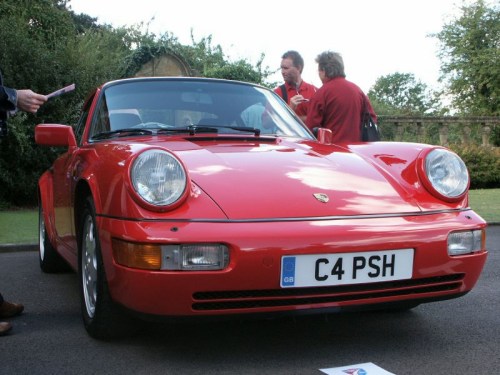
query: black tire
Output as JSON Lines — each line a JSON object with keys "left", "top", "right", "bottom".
{"left": 39, "top": 204, "right": 69, "bottom": 273}
{"left": 78, "top": 196, "right": 140, "bottom": 339}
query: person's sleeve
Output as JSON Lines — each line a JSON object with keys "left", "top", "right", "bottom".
{"left": 305, "top": 96, "right": 323, "bottom": 130}
{"left": 0, "top": 85, "right": 17, "bottom": 112}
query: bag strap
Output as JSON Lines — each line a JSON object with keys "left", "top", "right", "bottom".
{"left": 279, "top": 84, "right": 288, "bottom": 104}
{"left": 360, "top": 94, "right": 368, "bottom": 131}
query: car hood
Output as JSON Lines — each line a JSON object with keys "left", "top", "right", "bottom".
{"left": 172, "top": 138, "right": 421, "bottom": 220}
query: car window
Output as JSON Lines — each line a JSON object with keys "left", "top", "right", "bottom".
{"left": 75, "top": 108, "right": 89, "bottom": 145}
{"left": 92, "top": 99, "right": 111, "bottom": 136}
{"left": 88, "top": 79, "right": 313, "bottom": 140}
{"left": 75, "top": 96, "right": 93, "bottom": 145}
{"left": 241, "top": 103, "right": 265, "bottom": 128}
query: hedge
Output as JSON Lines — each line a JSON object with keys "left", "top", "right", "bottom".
{"left": 449, "top": 145, "right": 500, "bottom": 189}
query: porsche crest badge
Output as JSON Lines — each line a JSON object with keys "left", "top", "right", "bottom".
{"left": 313, "top": 193, "right": 329, "bottom": 203}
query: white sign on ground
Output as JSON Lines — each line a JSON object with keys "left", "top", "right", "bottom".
{"left": 320, "top": 362, "right": 395, "bottom": 375}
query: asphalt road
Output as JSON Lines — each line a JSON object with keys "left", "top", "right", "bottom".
{"left": 0, "top": 226, "right": 499, "bottom": 375}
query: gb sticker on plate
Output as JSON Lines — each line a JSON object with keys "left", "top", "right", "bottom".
{"left": 281, "top": 256, "right": 296, "bottom": 287}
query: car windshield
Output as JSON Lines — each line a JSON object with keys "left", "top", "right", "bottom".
{"left": 89, "top": 78, "right": 314, "bottom": 140}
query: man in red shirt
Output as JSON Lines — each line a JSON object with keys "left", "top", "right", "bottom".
{"left": 305, "top": 51, "right": 377, "bottom": 144}
{"left": 274, "top": 51, "right": 317, "bottom": 122}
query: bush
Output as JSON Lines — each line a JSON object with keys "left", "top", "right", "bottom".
{"left": 0, "top": 115, "right": 62, "bottom": 208}
{"left": 449, "top": 144, "right": 500, "bottom": 189}
{"left": 492, "top": 124, "right": 500, "bottom": 147}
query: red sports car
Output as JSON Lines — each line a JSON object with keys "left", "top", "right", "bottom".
{"left": 35, "top": 77, "right": 488, "bottom": 339}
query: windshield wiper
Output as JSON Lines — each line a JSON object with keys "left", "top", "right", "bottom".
{"left": 168, "top": 125, "right": 261, "bottom": 136}
{"left": 91, "top": 128, "right": 154, "bottom": 140}
{"left": 217, "top": 126, "right": 261, "bottom": 136}
{"left": 156, "top": 126, "right": 220, "bottom": 135}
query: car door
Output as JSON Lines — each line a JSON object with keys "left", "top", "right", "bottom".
{"left": 51, "top": 103, "right": 92, "bottom": 255}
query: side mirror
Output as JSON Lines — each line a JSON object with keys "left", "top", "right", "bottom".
{"left": 35, "top": 124, "right": 77, "bottom": 148}
{"left": 314, "top": 127, "right": 333, "bottom": 145}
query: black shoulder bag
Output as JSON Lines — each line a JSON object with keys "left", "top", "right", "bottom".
{"left": 360, "top": 95, "right": 380, "bottom": 142}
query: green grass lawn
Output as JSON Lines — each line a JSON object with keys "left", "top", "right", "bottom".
{"left": 468, "top": 188, "right": 500, "bottom": 223}
{"left": 0, "top": 208, "right": 38, "bottom": 244}
{"left": 0, "top": 189, "right": 498, "bottom": 244}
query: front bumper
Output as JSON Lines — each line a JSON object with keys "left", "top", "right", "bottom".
{"left": 96, "top": 210, "right": 487, "bottom": 317}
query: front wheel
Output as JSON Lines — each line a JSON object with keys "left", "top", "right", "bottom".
{"left": 79, "top": 197, "right": 140, "bottom": 339}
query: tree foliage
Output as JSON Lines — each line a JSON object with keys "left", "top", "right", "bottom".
{"left": 0, "top": 0, "right": 141, "bottom": 207}
{"left": 434, "top": 0, "right": 499, "bottom": 115}
{"left": 1, "top": 0, "right": 497, "bottom": 208}
{"left": 368, "top": 72, "right": 443, "bottom": 116}
{"left": 123, "top": 32, "right": 273, "bottom": 86}
{"left": 0, "top": 0, "right": 273, "bottom": 207}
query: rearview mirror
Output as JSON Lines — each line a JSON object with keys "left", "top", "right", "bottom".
{"left": 314, "top": 127, "right": 333, "bottom": 145}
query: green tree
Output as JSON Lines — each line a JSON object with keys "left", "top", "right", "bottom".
{"left": 368, "top": 73, "right": 443, "bottom": 116}
{"left": 0, "top": 1, "right": 273, "bottom": 208}
{"left": 0, "top": 0, "right": 135, "bottom": 207}
{"left": 0, "top": 0, "right": 76, "bottom": 207}
{"left": 178, "top": 33, "right": 272, "bottom": 85}
{"left": 123, "top": 31, "right": 273, "bottom": 86}
{"left": 434, "top": 0, "right": 499, "bottom": 115}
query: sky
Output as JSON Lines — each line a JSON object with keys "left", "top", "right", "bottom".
{"left": 68, "top": 0, "right": 465, "bottom": 93}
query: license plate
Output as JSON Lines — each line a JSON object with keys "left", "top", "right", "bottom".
{"left": 280, "top": 249, "right": 414, "bottom": 288}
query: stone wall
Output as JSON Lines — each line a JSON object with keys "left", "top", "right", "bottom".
{"left": 378, "top": 116, "right": 499, "bottom": 147}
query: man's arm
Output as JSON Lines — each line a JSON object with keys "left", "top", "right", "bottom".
{"left": 0, "top": 85, "right": 17, "bottom": 112}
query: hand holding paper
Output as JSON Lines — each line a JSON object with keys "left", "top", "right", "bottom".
{"left": 47, "top": 83, "right": 75, "bottom": 99}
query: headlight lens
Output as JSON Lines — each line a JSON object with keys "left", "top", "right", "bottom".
{"left": 161, "top": 244, "right": 229, "bottom": 270}
{"left": 423, "top": 148, "right": 469, "bottom": 200}
{"left": 448, "top": 229, "right": 484, "bottom": 256}
{"left": 131, "top": 149, "right": 187, "bottom": 207}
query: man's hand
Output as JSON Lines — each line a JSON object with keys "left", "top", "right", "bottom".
{"left": 289, "top": 94, "right": 309, "bottom": 110}
{"left": 16, "top": 90, "right": 48, "bottom": 113}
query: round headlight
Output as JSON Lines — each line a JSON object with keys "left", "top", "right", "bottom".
{"left": 131, "top": 149, "right": 187, "bottom": 207}
{"left": 423, "top": 148, "right": 469, "bottom": 200}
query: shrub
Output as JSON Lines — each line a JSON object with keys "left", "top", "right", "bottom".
{"left": 492, "top": 124, "right": 500, "bottom": 147}
{"left": 449, "top": 144, "right": 500, "bottom": 189}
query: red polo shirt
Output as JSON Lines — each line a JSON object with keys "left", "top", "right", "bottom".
{"left": 305, "top": 77, "right": 377, "bottom": 144}
{"left": 274, "top": 81, "right": 317, "bottom": 118}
